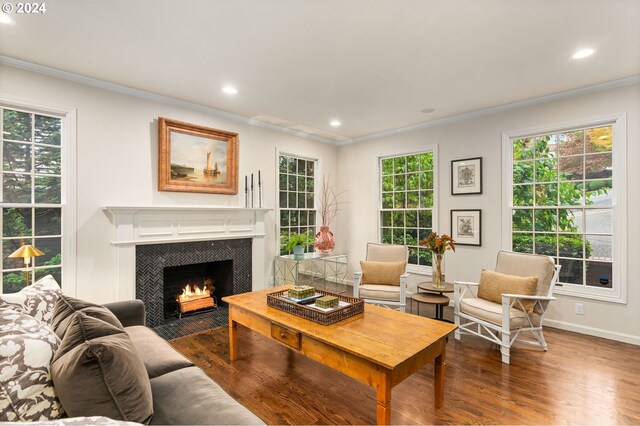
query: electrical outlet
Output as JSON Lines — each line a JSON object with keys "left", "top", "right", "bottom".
{"left": 575, "top": 303, "right": 584, "bottom": 315}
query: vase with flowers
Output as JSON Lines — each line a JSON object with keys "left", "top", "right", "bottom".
{"left": 314, "top": 175, "right": 346, "bottom": 255}
{"left": 419, "top": 232, "right": 455, "bottom": 289}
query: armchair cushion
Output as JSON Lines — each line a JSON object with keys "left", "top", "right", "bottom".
{"left": 495, "top": 251, "right": 556, "bottom": 297}
{"left": 360, "top": 260, "right": 406, "bottom": 286}
{"left": 460, "top": 297, "right": 541, "bottom": 328}
{"left": 477, "top": 269, "right": 538, "bottom": 313}
{"left": 358, "top": 284, "right": 401, "bottom": 302}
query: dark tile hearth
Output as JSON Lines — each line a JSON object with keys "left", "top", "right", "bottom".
{"left": 153, "top": 307, "right": 229, "bottom": 340}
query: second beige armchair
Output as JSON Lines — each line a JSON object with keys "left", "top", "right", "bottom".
{"left": 353, "top": 243, "right": 409, "bottom": 312}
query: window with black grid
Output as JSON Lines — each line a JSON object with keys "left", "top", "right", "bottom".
{"left": 1, "top": 107, "right": 63, "bottom": 293}
{"left": 278, "top": 154, "right": 317, "bottom": 255}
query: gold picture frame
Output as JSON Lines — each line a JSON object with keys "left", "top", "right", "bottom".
{"left": 158, "top": 117, "right": 238, "bottom": 194}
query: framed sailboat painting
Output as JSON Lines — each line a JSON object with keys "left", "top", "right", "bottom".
{"left": 158, "top": 117, "right": 238, "bottom": 194}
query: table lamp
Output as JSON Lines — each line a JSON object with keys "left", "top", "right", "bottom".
{"left": 8, "top": 244, "right": 44, "bottom": 286}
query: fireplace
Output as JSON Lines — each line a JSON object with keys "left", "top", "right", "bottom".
{"left": 136, "top": 239, "right": 252, "bottom": 335}
{"left": 104, "top": 206, "right": 270, "bottom": 339}
{"left": 163, "top": 260, "right": 233, "bottom": 320}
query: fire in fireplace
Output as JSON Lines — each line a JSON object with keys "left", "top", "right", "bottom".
{"left": 176, "top": 282, "right": 216, "bottom": 317}
{"left": 162, "top": 260, "right": 233, "bottom": 321}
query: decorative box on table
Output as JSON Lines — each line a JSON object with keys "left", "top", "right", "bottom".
{"left": 315, "top": 295, "right": 339, "bottom": 308}
{"left": 267, "top": 288, "right": 364, "bottom": 325}
{"left": 288, "top": 285, "right": 315, "bottom": 299}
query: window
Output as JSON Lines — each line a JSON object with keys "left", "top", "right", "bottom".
{"left": 1, "top": 106, "right": 64, "bottom": 293}
{"left": 379, "top": 150, "right": 436, "bottom": 269}
{"left": 504, "top": 115, "right": 627, "bottom": 303}
{"left": 278, "top": 154, "right": 316, "bottom": 255}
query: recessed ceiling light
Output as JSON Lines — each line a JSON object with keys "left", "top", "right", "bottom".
{"left": 0, "top": 13, "right": 13, "bottom": 24}
{"left": 421, "top": 107, "right": 436, "bottom": 114}
{"left": 330, "top": 120, "right": 341, "bottom": 127}
{"left": 222, "top": 86, "right": 238, "bottom": 95}
{"left": 572, "top": 48, "right": 595, "bottom": 59}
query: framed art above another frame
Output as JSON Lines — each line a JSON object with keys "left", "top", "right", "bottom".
{"left": 158, "top": 117, "right": 238, "bottom": 194}
{"left": 451, "top": 209, "right": 481, "bottom": 246}
{"left": 451, "top": 157, "right": 482, "bottom": 195}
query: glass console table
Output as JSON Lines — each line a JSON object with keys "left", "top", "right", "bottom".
{"left": 273, "top": 253, "right": 348, "bottom": 294}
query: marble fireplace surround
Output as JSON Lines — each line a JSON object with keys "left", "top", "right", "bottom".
{"left": 103, "top": 206, "right": 271, "bottom": 303}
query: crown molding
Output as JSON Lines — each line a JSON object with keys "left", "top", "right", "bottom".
{"left": 338, "top": 74, "right": 640, "bottom": 145}
{"left": 0, "top": 55, "right": 339, "bottom": 145}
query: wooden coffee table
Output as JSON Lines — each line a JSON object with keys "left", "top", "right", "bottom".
{"left": 223, "top": 286, "right": 457, "bottom": 425}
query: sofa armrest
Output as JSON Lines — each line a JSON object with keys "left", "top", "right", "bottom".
{"left": 103, "top": 300, "right": 146, "bottom": 327}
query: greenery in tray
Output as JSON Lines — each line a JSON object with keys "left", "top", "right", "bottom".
{"left": 285, "top": 230, "right": 315, "bottom": 252}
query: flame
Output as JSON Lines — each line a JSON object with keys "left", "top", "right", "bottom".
{"left": 177, "top": 283, "right": 210, "bottom": 303}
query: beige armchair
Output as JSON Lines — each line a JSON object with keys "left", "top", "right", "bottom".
{"left": 353, "top": 243, "right": 408, "bottom": 312}
{"left": 453, "top": 250, "right": 561, "bottom": 364}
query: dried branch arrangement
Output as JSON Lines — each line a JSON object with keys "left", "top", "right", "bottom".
{"left": 318, "top": 174, "right": 347, "bottom": 226}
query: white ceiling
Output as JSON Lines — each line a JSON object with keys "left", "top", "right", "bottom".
{"left": 1, "top": 0, "right": 639, "bottom": 144}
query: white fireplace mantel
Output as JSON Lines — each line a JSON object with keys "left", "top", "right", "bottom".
{"left": 103, "top": 205, "right": 272, "bottom": 301}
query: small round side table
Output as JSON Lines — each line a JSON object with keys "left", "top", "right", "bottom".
{"left": 414, "top": 282, "right": 455, "bottom": 321}
{"left": 417, "top": 282, "right": 454, "bottom": 294}
{"left": 410, "top": 293, "right": 450, "bottom": 320}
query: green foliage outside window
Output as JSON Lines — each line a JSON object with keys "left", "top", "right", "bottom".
{"left": 278, "top": 155, "right": 317, "bottom": 255}
{"left": 512, "top": 127, "right": 613, "bottom": 287}
{"left": 2, "top": 108, "right": 63, "bottom": 294}
{"left": 380, "top": 152, "right": 434, "bottom": 266}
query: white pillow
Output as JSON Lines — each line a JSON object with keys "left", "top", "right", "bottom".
{"left": 0, "top": 308, "right": 64, "bottom": 421}
{"left": 0, "top": 275, "right": 62, "bottom": 324}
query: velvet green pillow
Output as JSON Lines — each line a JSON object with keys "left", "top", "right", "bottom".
{"left": 53, "top": 312, "right": 124, "bottom": 362}
{"left": 50, "top": 313, "right": 153, "bottom": 423}
{"left": 51, "top": 295, "right": 123, "bottom": 339}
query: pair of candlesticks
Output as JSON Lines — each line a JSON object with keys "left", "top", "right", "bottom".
{"left": 244, "top": 170, "right": 262, "bottom": 208}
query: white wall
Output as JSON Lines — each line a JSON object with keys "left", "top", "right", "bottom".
{"left": 337, "top": 83, "right": 640, "bottom": 344}
{"left": 0, "top": 64, "right": 339, "bottom": 303}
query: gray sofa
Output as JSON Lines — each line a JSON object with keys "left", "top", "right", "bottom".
{"left": 103, "top": 300, "right": 264, "bottom": 425}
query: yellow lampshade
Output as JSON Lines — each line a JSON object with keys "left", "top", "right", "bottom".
{"left": 9, "top": 244, "right": 45, "bottom": 259}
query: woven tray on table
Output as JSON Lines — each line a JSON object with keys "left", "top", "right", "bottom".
{"left": 267, "top": 289, "right": 364, "bottom": 325}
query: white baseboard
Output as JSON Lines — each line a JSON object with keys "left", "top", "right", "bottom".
{"left": 544, "top": 319, "right": 640, "bottom": 346}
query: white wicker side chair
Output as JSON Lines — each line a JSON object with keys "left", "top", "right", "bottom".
{"left": 353, "top": 243, "right": 409, "bottom": 312}
{"left": 453, "top": 250, "right": 561, "bottom": 364}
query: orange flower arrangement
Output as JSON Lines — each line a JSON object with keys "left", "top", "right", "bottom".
{"left": 419, "top": 232, "right": 456, "bottom": 254}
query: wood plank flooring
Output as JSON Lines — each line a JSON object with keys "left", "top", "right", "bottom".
{"left": 170, "top": 307, "right": 640, "bottom": 425}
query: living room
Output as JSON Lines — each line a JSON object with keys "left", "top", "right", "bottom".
{"left": 0, "top": 1, "right": 639, "bottom": 425}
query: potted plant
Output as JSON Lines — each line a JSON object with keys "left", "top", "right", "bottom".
{"left": 286, "top": 230, "right": 315, "bottom": 259}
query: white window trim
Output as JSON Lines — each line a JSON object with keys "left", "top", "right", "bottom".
{"left": 502, "top": 113, "right": 627, "bottom": 304}
{"left": 274, "top": 148, "right": 321, "bottom": 255}
{"left": 0, "top": 95, "right": 77, "bottom": 297}
{"left": 377, "top": 144, "right": 439, "bottom": 276}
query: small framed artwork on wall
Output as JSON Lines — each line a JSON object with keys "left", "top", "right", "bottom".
{"left": 451, "top": 209, "right": 481, "bottom": 246}
{"left": 451, "top": 157, "right": 482, "bottom": 195}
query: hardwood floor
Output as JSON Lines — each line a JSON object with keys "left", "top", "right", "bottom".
{"left": 170, "top": 305, "right": 640, "bottom": 425}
